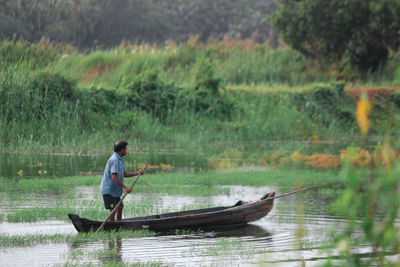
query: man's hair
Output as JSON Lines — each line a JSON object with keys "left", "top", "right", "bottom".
{"left": 114, "top": 140, "right": 128, "bottom": 152}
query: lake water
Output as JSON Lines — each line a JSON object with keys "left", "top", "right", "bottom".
{"left": 0, "top": 185, "right": 370, "bottom": 266}
{"left": 0, "top": 139, "right": 383, "bottom": 266}
{"left": 0, "top": 138, "right": 378, "bottom": 178}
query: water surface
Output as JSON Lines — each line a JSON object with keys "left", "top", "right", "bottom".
{"left": 0, "top": 185, "right": 356, "bottom": 266}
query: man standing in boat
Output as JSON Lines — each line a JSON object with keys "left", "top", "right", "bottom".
{"left": 100, "top": 140, "right": 146, "bottom": 221}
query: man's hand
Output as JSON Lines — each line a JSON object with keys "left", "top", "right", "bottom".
{"left": 124, "top": 169, "right": 146, "bottom": 178}
{"left": 124, "top": 186, "right": 132, "bottom": 193}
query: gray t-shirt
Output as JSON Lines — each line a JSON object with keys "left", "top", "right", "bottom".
{"left": 100, "top": 152, "right": 126, "bottom": 197}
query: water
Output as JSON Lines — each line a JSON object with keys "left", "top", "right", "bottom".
{"left": 0, "top": 185, "right": 356, "bottom": 266}
{"left": 0, "top": 138, "right": 378, "bottom": 178}
{"left": 0, "top": 140, "right": 383, "bottom": 266}
{"left": 0, "top": 150, "right": 208, "bottom": 178}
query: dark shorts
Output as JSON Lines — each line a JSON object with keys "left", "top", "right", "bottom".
{"left": 103, "top": 194, "right": 122, "bottom": 210}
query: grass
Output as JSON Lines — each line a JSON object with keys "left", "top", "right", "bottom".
{"left": 203, "top": 238, "right": 244, "bottom": 256}
{"left": 185, "top": 238, "right": 249, "bottom": 262}
{"left": 0, "top": 169, "right": 341, "bottom": 223}
{"left": 0, "top": 229, "right": 156, "bottom": 248}
{"left": 0, "top": 169, "right": 339, "bottom": 195}
{"left": 0, "top": 40, "right": 399, "bottom": 153}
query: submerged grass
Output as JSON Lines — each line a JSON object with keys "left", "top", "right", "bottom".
{"left": 0, "top": 229, "right": 156, "bottom": 248}
{"left": 0, "top": 169, "right": 338, "bottom": 195}
{"left": 0, "top": 169, "right": 340, "bottom": 223}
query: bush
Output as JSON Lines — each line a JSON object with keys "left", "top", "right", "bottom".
{"left": 30, "top": 71, "right": 78, "bottom": 120}
{"left": 290, "top": 84, "right": 355, "bottom": 129}
{"left": 123, "top": 70, "right": 178, "bottom": 119}
{"left": 181, "top": 56, "right": 234, "bottom": 118}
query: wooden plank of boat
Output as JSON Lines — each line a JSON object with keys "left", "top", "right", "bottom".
{"left": 68, "top": 192, "right": 275, "bottom": 233}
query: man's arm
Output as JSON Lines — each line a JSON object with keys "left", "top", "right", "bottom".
{"left": 111, "top": 173, "right": 132, "bottom": 193}
{"left": 124, "top": 169, "right": 145, "bottom": 177}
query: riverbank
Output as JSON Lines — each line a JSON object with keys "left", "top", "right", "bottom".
{"left": 1, "top": 40, "right": 400, "bottom": 153}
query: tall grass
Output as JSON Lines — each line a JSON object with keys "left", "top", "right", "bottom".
{"left": 0, "top": 40, "right": 399, "bottom": 152}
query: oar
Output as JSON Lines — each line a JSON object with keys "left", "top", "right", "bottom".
{"left": 96, "top": 162, "right": 149, "bottom": 233}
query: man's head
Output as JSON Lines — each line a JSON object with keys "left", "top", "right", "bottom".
{"left": 114, "top": 140, "right": 128, "bottom": 156}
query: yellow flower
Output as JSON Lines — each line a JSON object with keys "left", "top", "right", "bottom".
{"left": 17, "top": 170, "right": 23, "bottom": 176}
{"left": 356, "top": 95, "right": 372, "bottom": 135}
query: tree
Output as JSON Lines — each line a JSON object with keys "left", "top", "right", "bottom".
{"left": 270, "top": 0, "right": 400, "bottom": 72}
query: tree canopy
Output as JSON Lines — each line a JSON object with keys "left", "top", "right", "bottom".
{"left": 0, "top": 0, "right": 278, "bottom": 48}
{"left": 270, "top": 0, "right": 400, "bottom": 71}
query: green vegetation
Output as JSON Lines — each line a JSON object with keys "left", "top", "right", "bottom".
{"left": 0, "top": 169, "right": 338, "bottom": 222}
{"left": 326, "top": 143, "right": 400, "bottom": 266}
{"left": 1, "top": 2, "right": 400, "bottom": 266}
{"left": 271, "top": 0, "right": 400, "bottom": 72}
{"left": 201, "top": 238, "right": 243, "bottom": 256}
{"left": 0, "top": 229, "right": 156, "bottom": 248}
{"left": 1, "top": 40, "right": 400, "bottom": 153}
{"left": 0, "top": 169, "right": 338, "bottom": 196}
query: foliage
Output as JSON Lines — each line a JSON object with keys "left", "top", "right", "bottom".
{"left": 0, "top": 41, "right": 399, "bottom": 152}
{"left": 123, "top": 70, "right": 178, "bottom": 119}
{"left": 328, "top": 147, "right": 400, "bottom": 265}
{"left": 290, "top": 83, "right": 356, "bottom": 130}
{"left": 0, "top": 230, "right": 156, "bottom": 248}
{"left": 271, "top": 0, "right": 400, "bottom": 72}
{"left": 0, "top": 39, "right": 61, "bottom": 69}
{"left": 0, "top": 0, "right": 278, "bottom": 48}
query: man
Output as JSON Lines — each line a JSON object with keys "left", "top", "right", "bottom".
{"left": 100, "top": 140, "right": 145, "bottom": 221}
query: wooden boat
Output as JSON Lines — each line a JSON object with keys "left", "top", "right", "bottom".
{"left": 68, "top": 192, "right": 275, "bottom": 233}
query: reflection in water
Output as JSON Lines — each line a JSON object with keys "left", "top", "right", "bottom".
{"left": 0, "top": 138, "right": 377, "bottom": 178}
{"left": 105, "top": 236, "right": 122, "bottom": 263}
{"left": 0, "top": 150, "right": 208, "bottom": 178}
{"left": 205, "top": 224, "right": 273, "bottom": 239}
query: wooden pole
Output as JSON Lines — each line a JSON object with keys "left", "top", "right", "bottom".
{"left": 271, "top": 185, "right": 318, "bottom": 200}
{"left": 96, "top": 162, "right": 148, "bottom": 233}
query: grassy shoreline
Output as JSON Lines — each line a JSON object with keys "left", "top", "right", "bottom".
{"left": 1, "top": 41, "right": 399, "bottom": 153}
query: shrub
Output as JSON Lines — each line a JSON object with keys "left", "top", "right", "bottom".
{"left": 123, "top": 70, "right": 178, "bottom": 119}
{"left": 30, "top": 71, "right": 78, "bottom": 120}
{"left": 290, "top": 84, "right": 355, "bottom": 129}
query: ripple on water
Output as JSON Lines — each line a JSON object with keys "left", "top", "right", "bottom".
{"left": 0, "top": 244, "right": 68, "bottom": 267}
{"left": 0, "top": 186, "right": 361, "bottom": 266}
{"left": 0, "top": 220, "right": 74, "bottom": 235}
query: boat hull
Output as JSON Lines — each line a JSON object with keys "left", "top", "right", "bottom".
{"left": 68, "top": 192, "right": 275, "bottom": 233}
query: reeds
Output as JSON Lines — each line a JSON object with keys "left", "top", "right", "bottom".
{"left": 0, "top": 40, "right": 399, "bottom": 153}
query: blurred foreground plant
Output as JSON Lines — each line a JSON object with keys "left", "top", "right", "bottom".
{"left": 327, "top": 141, "right": 400, "bottom": 266}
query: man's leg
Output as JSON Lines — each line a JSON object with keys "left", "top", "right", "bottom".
{"left": 117, "top": 203, "right": 123, "bottom": 220}
{"left": 109, "top": 209, "right": 116, "bottom": 221}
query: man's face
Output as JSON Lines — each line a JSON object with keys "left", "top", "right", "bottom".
{"left": 121, "top": 146, "right": 127, "bottom": 156}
